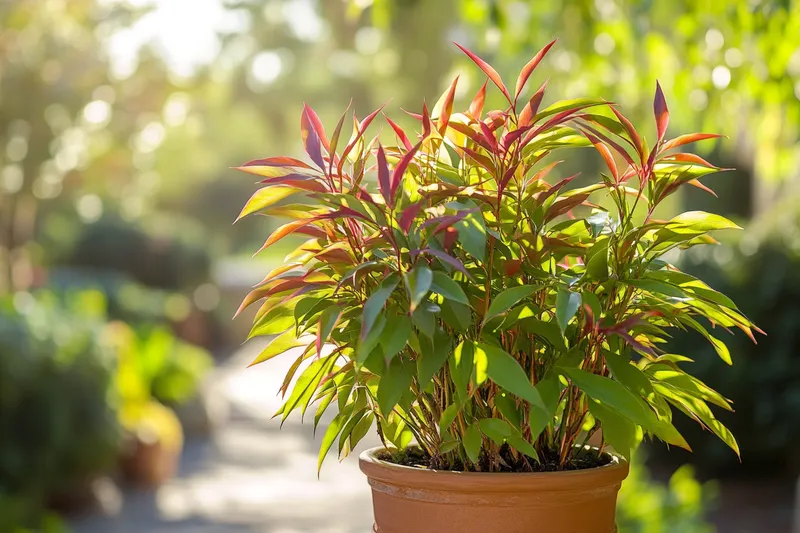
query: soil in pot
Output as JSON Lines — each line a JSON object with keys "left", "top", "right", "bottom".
{"left": 361, "top": 446, "right": 629, "bottom": 533}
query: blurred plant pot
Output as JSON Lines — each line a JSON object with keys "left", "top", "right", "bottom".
{"left": 359, "top": 447, "right": 629, "bottom": 533}
{"left": 119, "top": 401, "right": 184, "bottom": 488}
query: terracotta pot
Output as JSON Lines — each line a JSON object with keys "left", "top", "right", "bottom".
{"left": 120, "top": 437, "right": 181, "bottom": 488}
{"left": 359, "top": 446, "right": 629, "bottom": 533}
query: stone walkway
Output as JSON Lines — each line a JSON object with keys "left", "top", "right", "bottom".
{"left": 71, "top": 342, "right": 378, "bottom": 533}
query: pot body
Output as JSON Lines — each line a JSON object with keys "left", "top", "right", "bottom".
{"left": 359, "top": 447, "right": 629, "bottom": 533}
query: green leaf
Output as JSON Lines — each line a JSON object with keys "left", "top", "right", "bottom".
{"left": 441, "top": 299, "right": 472, "bottom": 332}
{"left": 338, "top": 407, "right": 370, "bottom": 455}
{"left": 588, "top": 400, "right": 636, "bottom": 460}
{"left": 358, "top": 313, "right": 387, "bottom": 364}
{"left": 439, "top": 402, "right": 461, "bottom": 432}
{"left": 282, "top": 354, "right": 337, "bottom": 420}
{"left": 665, "top": 211, "right": 741, "bottom": 232}
{"left": 361, "top": 274, "right": 400, "bottom": 340}
{"left": 248, "top": 329, "right": 305, "bottom": 367}
{"left": 528, "top": 374, "right": 561, "bottom": 439}
{"left": 519, "top": 318, "right": 567, "bottom": 351}
{"left": 348, "top": 412, "right": 375, "bottom": 451}
{"left": 584, "top": 238, "right": 609, "bottom": 281}
{"left": 377, "top": 357, "right": 414, "bottom": 415}
{"left": 417, "top": 328, "right": 451, "bottom": 387}
{"left": 379, "top": 314, "right": 411, "bottom": 361}
{"left": 494, "top": 391, "right": 521, "bottom": 428}
{"left": 581, "top": 291, "right": 603, "bottom": 320}
{"left": 479, "top": 418, "right": 514, "bottom": 443}
{"left": 236, "top": 186, "right": 297, "bottom": 221}
{"left": 463, "top": 422, "right": 482, "bottom": 464}
{"left": 247, "top": 304, "right": 296, "bottom": 339}
{"left": 507, "top": 436, "right": 540, "bottom": 462}
{"left": 454, "top": 210, "right": 487, "bottom": 261}
{"left": 411, "top": 303, "right": 436, "bottom": 338}
{"left": 678, "top": 315, "right": 732, "bottom": 365}
{"left": 476, "top": 342, "right": 546, "bottom": 411}
{"left": 556, "top": 288, "right": 582, "bottom": 332}
{"left": 317, "top": 305, "right": 343, "bottom": 349}
{"left": 405, "top": 265, "right": 433, "bottom": 312}
{"left": 430, "top": 271, "right": 470, "bottom": 305}
{"left": 561, "top": 368, "right": 655, "bottom": 428}
{"left": 317, "top": 403, "right": 354, "bottom": 473}
{"left": 484, "top": 285, "right": 540, "bottom": 323}
{"left": 450, "top": 341, "right": 475, "bottom": 402}
{"left": 604, "top": 350, "right": 655, "bottom": 399}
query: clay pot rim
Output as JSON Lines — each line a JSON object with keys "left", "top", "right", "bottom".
{"left": 359, "top": 445, "right": 629, "bottom": 493}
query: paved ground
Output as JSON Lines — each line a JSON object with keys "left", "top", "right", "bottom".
{"left": 71, "top": 342, "right": 378, "bottom": 533}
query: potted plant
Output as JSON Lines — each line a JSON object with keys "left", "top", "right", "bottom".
{"left": 234, "top": 41, "right": 759, "bottom": 533}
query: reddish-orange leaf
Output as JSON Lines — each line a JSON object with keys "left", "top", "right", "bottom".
{"left": 241, "top": 156, "right": 316, "bottom": 170}
{"left": 530, "top": 160, "right": 563, "bottom": 183}
{"left": 610, "top": 106, "right": 644, "bottom": 161}
{"left": 461, "top": 146, "right": 495, "bottom": 173}
{"left": 538, "top": 173, "right": 580, "bottom": 204}
{"left": 422, "top": 101, "right": 433, "bottom": 138}
{"left": 514, "top": 39, "right": 556, "bottom": 102}
{"left": 385, "top": 115, "right": 413, "bottom": 150}
{"left": 376, "top": 145, "right": 391, "bottom": 205}
{"left": 303, "top": 103, "right": 330, "bottom": 151}
{"left": 578, "top": 123, "right": 637, "bottom": 168}
{"left": 654, "top": 81, "right": 669, "bottom": 143}
{"left": 661, "top": 153, "right": 718, "bottom": 167}
{"left": 582, "top": 129, "right": 618, "bottom": 183}
{"left": 661, "top": 133, "right": 723, "bottom": 152}
{"left": 443, "top": 227, "right": 458, "bottom": 251}
{"left": 438, "top": 75, "right": 460, "bottom": 136}
{"left": 469, "top": 80, "right": 488, "bottom": 121}
{"left": 448, "top": 122, "right": 491, "bottom": 150}
{"left": 258, "top": 173, "right": 328, "bottom": 192}
{"left": 454, "top": 42, "right": 511, "bottom": 103}
{"left": 687, "top": 179, "right": 718, "bottom": 197}
{"left": 255, "top": 218, "right": 314, "bottom": 255}
{"left": 504, "top": 259, "right": 522, "bottom": 276}
{"left": 519, "top": 80, "right": 548, "bottom": 127}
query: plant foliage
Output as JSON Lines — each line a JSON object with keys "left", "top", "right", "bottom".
{"left": 236, "top": 42, "right": 759, "bottom": 472}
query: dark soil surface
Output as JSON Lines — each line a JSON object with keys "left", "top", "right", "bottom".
{"left": 377, "top": 445, "right": 613, "bottom": 473}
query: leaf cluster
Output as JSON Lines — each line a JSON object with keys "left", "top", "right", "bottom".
{"left": 236, "top": 41, "right": 759, "bottom": 472}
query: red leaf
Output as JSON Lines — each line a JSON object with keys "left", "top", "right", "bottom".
{"left": 469, "top": 80, "right": 488, "bottom": 120}
{"left": 661, "top": 133, "right": 723, "bottom": 152}
{"left": 376, "top": 145, "right": 391, "bottom": 205}
{"left": 241, "top": 156, "right": 316, "bottom": 170}
{"left": 422, "top": 101, "right": 433, "bottom": 138}
{"left": 519, "top": 79, "right": 548, "bottom": 127}
{"left": 577, "top": 122, "right": 637, "bottom": 168}
{"left": 654, "top": 81, "right": 669, "bottom": 144}
{"left": 303, "top": 103, "right": 330, "bottom": 151}
{"left": 390, "top": 142, "right": 422, "bottom": 202}
{"left": 255, "top": 218, "right": 315, "bottom": 255}
{"left": 258, "top": 173, "right": 328, "bottom": 193}
{"left": 504, "top": 259, "right": 522, "bottom": 276}
{"left": 610, "top": 106, "right": 644, "bottom": 161}
{"left": 454, "top": 42, "right": 511, "bottom": 103}
{"left": 530, "top": 160, "right": 563, "bottom": 183}
{"left": 438, "top": 75, "right": 460, "bottom": 136}
{"left": 301, "top": 107, "right": 326, "bottom": 170}
{"left": 479, "top": 120, "right": 499, "bottom": 153}
{"left": 538, "top": 173, "right": 580, "bottom": 204}
{"left": 514, "top": 39, "right": 556, "bottom": 102}
{"left": 385, "top": 115, "right": 413, "bottom": 150}
{"left": 443, "top": 227, "right": 458, "bottom": 251}
{"left": 448, "top": 122, "right": 491, "bottom": 150}
{"left": 581, "top": 129, "right": 618, "bottom": 183}
{"left": 399, "top": 202, "right": 423, "bottom": 233}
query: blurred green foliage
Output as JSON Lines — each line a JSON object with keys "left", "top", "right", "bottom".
{"left": 0, "top": 291, "right": 120, "bottom": 528}
{"left": 617, "top": 454, "right": 717, "bottom": 533}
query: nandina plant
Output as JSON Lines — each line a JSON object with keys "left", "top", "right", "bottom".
{"left": 235, "top": 41, "right": 759, "bottom": 473}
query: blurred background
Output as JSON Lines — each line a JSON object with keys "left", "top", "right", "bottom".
{"left": 1, "top": 0, "right": 799, "bottom": 532}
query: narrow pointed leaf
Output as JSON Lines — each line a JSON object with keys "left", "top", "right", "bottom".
{"left": 454, "top": 43, "right": 511, "bottom": 103}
